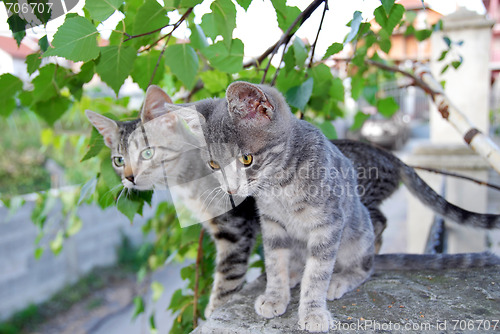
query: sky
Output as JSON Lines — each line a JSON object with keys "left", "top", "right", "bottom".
{"left": 0, "top": 0, "right": 487, "bottom": 60}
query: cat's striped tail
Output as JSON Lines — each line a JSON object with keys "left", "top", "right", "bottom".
{"left": 374, "top": 252, "right": 500, "bottom": 270}
{"left": 398, "top": 163, "right": 500, "bottom": 229}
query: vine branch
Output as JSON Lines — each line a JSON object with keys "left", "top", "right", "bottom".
{"left": 308, "top": 0, "right": 329, "bottom": 69}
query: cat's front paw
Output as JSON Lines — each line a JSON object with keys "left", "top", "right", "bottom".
{"left": 298, "top": 308, "right": 333, "bottom": 333}
{"left": 254, "top": 293, "right": 289, "bottom": 318}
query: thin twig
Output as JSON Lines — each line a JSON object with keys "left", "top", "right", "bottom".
{"left": 412, "top": 165, "right": 500, "bottom": 192}
{"left": 258, "top": 0, "right": 327, "bottom": 83}
{"left": 270, "top": 38, "right": 291, "bottom": 86}
{"left": 192, "top": 228, "right": 205, "bottom": 329}
{"left": 124, "top": 24, "right": 172, "bottom": 42}
{"left": 146, "top": 8, "right": 194, "bottom": 87}
{"left": 308, "top": 0, "right": 329, "bottom": 69}
{"left": 138, "top": 8, "right": 194, "bottom": 53}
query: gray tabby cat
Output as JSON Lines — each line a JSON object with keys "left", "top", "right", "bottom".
{"left": 86, "top": 87, "right": 259, "bottom": 317}
{"left": 202, "top": 81, "right": 376, "bottom": 332}
{"left": 200, "top": 81, "right": 500, "bottom": 332}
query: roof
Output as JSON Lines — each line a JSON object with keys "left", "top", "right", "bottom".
{"left": 0, "top": 36, "right": 38, "bottom": 59}
{"left": 397, "top": 0, "right": 430, "bottom": 11}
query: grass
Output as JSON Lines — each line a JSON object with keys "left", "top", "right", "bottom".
{"left": 0, "top": 235, "right": 151, "bottom": 334}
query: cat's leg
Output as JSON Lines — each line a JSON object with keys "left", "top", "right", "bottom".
{"left": 297, "top": 222, "right": 342, "bottom": 332}
{"left": 204, "top": 217, "right": 257, "bottom": 318}
{"left": 255, "top": 215, "right": 291, "bottom": 318}
{"left": 367, "top": 206, "right": 387, "bottom": 254}
{"left": 289, "top": 239, "right": 306, "bottom": 288}
{"left": 327, "top": 210, "right": 375, "bottom": 300}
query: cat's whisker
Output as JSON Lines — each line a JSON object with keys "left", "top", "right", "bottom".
{"left": 115, "top": 187, "right": 126, "bottom": 203}
{"left": 200, "top": 186, "right": 222, "bottom": 209}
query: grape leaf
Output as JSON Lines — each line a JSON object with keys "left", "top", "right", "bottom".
{"left": 164, "top": 44, "right": 199, "bottom": 89}
{"left": 43, "top": 16, "right": 100, "bottom": 62}
{"left": 96, "top": 45, "right": 137, "bottom": 95}
{"left": 85, "top": 0, "right": 123, "bottom": 22}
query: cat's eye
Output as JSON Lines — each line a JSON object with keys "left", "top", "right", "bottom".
{"left": 141, "top": 148, "right": 155, "bottom": 160}
{"left": 238, "top": 154, "right": 253, "bottom": 166}
{"left": 208, "top": 160, "right": 220, "bottom": 170}
{"left": 113, "top": 156, "right": 125, "bottom": 167}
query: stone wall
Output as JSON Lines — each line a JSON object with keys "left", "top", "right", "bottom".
{"left": 194, "top": 267, "right": 500, "bottom": 333}
{"left": 0, "top": 191, "right": 156, "bottom": 321}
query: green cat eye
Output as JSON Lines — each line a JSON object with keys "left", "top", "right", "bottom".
{"left": 141, "top": 148, "right": 155, "bottom": 160}
{"left": 113, "top": 156, "right": 125, "bottom": 167}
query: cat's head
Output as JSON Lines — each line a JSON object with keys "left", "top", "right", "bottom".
{"left": 86, "top": 85, "right": 205, "bottom": 191}
{"left": 203, "top": 82, "right": 293, "bottom": 196}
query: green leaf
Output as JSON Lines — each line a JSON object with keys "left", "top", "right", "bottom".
{"left": 34, "top": 247, "right": 44, "bottom": 259}
{"left": 164, "top": 44, "right": 198, "bottom": 89}
{"left": 190, "top": 24, "right": 209, "bottom": 50}
{"left": 381, "top": 0, "right": 394, "bottom": 14}
{"left": 415, "top": 29, "right": 432, "bottom": 41}
{"left": 117, "top": 194, "right": 142, "bottom": 222}
{"left": 236, "top": 0, "right": 251, "bottom": 10}
{"left": 78, "top": 177, "right": 98, "bottom": 205}
{"left": 211, "top": 0, "right": 236, "bottom": 47}
{"left": 271, "top": 0, "right": 300, "bottom": 33}
{"left": 451, "top": 60, "right": 462, "bottom": 69}
{"left": 96, "top": 45, "right": 137, "bottom": 95}
{"left": 202, "top": 39, "right": 244, "bottom": 74}
{"left": 131, "top": 51, "right": 165, "bottom": 91}
{"left": 50, "top": 230, "right": 64, "bottom": 255}
{"left": 292, "top": 37, "right": 308, "bottom": 67}
{"left": 34, "top": 96, "right": 71, "bottom": 125}
{"left": 38, "top": 35, "right": 49, "bottom": 52}
{"left": 285, "top": 77, "right": 314, "bottom": 110}
{"left": 31, "top": 64, "right": 67, "bottom": 103}
{"left": 43, "top": 17, "right": 100, "bottom": 62}
{"left": 323, "top": 42, "right": 343, "bottom": 59}
{"left": 26, "top": 52, "right": 41, "bottom": 75}
{"left": 317, "top": 121, "right": 337, "bottom": 139}
{"left": 132, "top": 296, "right": 145, "bottom": 320}
{"left": 85, "top": 0, "right": 123, "bottom": 22}
{"left": 151, "top": 281, "right": 164, "bottom": 302}
{"left": 378, "top": 37, "right": 391, "bottom": 54}
{"left": 200, "top": 13, "right": 217, "bottom": 40}
{"left": 82, "top": 127, "right": 105, "bottom": 162}
{"left": 0, "top": 73, "right": 23, "bottom": 117}
{"left": 7, "top": 14, "right": 26, "bottom": 45}
{"left": 345, "top": 11, "right": 363, "bottom": 44}
{"left": 438, "top": 49, "right": 448, "bottom": 61}
{"left": 67, "top": 215, "right": 83, "bottom": 236}
{"left": 376, "top": 96, "right": 399, "bottom": 117}
{"left": 200, "top": 70, "right": 228, "bottom": 93}
{"left": 351, "top": 111, "right": 370, "bottom": 130}
{"left": 330, "top": 77, "right": 344, "bottom": 102}
{"left": 310, "top": 64, "right": 333, "bottom": 97}
{"left": 133, "top": 0, "right": 170, "bottom": 35}
{"left": 386, "top": 4, "right": 404, "bottom": 33}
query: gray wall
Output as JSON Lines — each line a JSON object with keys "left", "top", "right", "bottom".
{"left": 0, "top": 193, "right": 156, "bottom": 321}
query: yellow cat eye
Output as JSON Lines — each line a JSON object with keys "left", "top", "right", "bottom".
{"left": 239, "top": 154, "right": 253, "bottom": 166}
{"left": 113, "top": 156, "right": 125, "bottom": 167}
{"left": 208, "top": 160, "right": 220, "bottom": 170}
{"left": 141, "top": 148, "right": 155, "bottom": 160}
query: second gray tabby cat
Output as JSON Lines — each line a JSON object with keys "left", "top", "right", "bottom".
{"left": 199, "top": 81, "right": 500, "bottom": 332}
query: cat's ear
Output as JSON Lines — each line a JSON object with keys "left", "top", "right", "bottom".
{"left": 85, "top": 110, "right": 118, "bottom": 148}
{"left": 154, "top": 111, "right": 206, "bottom": 139}
{"left": 141, "top": 85, "right": 174, "bottom": 122}
{"left": 226, "top": 81, "right": 274, "bottom": 126}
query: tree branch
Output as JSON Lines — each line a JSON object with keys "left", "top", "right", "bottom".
{"left": 308, "top": 0, "right": 328, "bottom": 69}
{"left": 246, "top": 0, "right": 326, "bottom": 74}
{"left": 412, "top": 165, "right": 500, "bottom": 191}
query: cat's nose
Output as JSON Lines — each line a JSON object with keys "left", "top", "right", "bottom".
{"left": 125, "top": 175, "right": 135, "bottom": 184}
{"left": 227, "top": 188, "right": 238, "bottom": 195}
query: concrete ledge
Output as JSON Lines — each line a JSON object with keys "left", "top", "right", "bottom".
{"left": 194, "top": 267, "right": 500, "bottom": 333}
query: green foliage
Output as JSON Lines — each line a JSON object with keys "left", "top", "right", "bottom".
{"left": 0, "top": 0, "right": 449, "bottom": 332}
